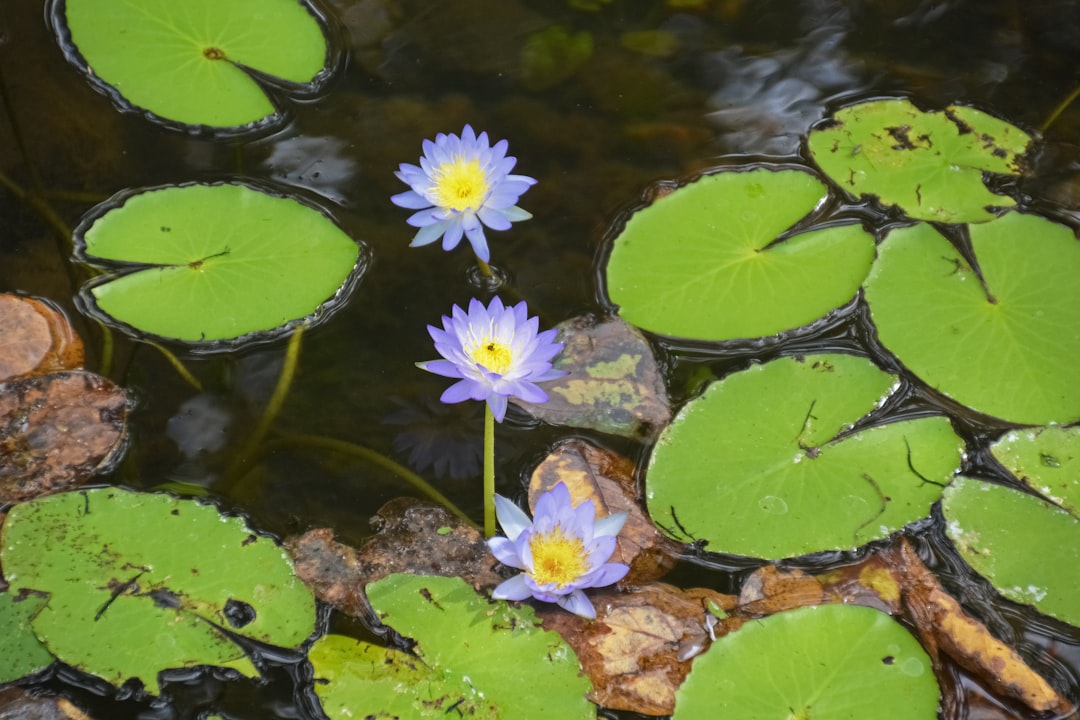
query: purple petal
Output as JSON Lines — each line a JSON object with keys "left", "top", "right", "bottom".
{"left": 463, "top": 216, "right": 491, "bottom": 263}
{"left": 583, "top": 562, "right": 630, "bottom": 589}
{"left": 415, "top": 359, "right": 464, "bottom": 379}
{"left": 491, "top": 574, "right": 533, "bottom": 602}
{"left": 487, "top": 536, "right": 526, "bottom": 569}
{"left": 494, "top": 494, "right": 533, "bottom": 542}
{"left": 409, "top": 222, "right": 448, "bottom": 248}
{"left": 440, "top": 380, "right": 482, "bottom": 404}
{"left": 390, "top": 190, "right": 431, "bottom": 210}
{"left": 487, "top": 393, "right": 508, "bottom": 422}
{"left": 557, "top": 590, "right": 596, "bottom": 619}
{"left": 510, "top": 382, "right": 548, "bottom": 404}
{"left": 441, "top": 219, "right": 465, "bottom": 251}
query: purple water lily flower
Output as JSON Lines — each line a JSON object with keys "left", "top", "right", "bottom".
{"left": 487, "top": 482, "right": 629, "bottom": 619}
{"left": 417, "top": 297, "right": 565, "bottom": 422}
{"left": 391, "top": 124, "right": 537, "bottom": 263}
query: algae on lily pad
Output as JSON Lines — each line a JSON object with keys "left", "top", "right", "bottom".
{"left": 864, "top": 214, "right": 1080, "bottom": 425}
{"left": 75, "top": 182, "right": 362, "bottom": 349}
{"left": 991, "top": 425, "right": 1080, "bottom": 514}
{"left": 604, "top": 167, "right": 875, "bottom": 341}
{"left": 0, "top": 487, "right": 316, "bottom": 693}
{"left": 808, "top": 99, "right": 1031, "bottom": 223}
{"left": 646, "top": 354, "right": 962, "bottom": 559}
{"left": 356, "top": 574, "right": 595, "bottom": 720}
{"left": 943, "top": 477, "right": 1080, "bottom": 629}
{"left": 674, "top": 604, "right": 939, "bottom": 719}
{"left": 51, "top": 0, "right": 332, "bottom": 131}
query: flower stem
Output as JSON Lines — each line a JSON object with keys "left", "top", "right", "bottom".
{"left": 476, "top": 257, "right": 494, "bottom": 278}
{"left": 484, "top": 403, "right": 496, "bottom": 538}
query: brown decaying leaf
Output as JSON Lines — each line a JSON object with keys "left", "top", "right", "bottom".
{"left": 0, "top": 294, "right": 84, "bottom": 382}
{"left": 0, "top": 370, "right": 127, "bottom": 504}
{"left": 890, "top": 538, "right": 1074, "bottom": 717}
{"left": 514, "top": 315, "right": 671, "bottom": 440}
{"left": 528, "top": 438, "right": 681, "bottom": 584}
{"left": 285, "top": 498, "right": 501, "bottom": 619}
{"left": 0, "top": 687, "right": 93, "bottom": 719}
{"left": 538, "top": 583, "right": 737, "bottom": 716}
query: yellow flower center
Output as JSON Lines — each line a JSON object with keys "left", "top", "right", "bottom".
{"left": 471, "top": 338, "right": 513, "bottom": 374}
{"left": 432, "top": 157, "right": 489, "bottom": 212}
{"left": 529, "top": 527, "right": 588, "bottom": 587}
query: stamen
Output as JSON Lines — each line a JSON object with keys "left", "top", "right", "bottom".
{"left": 529, "top": 527, "right": 588, "bottom": 587}
{"left": 471, "top": 338, "right": 513, "bottom": 374}
{"left": 432, "top": 157, "right": 489, "bottom": 212}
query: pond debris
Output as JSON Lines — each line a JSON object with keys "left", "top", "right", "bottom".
{"left": 285, "top": 498, "right": 502, "bottom": 620}
{"left": 0, "top": 687, "right": 92, "bottom": 720}
{"left": 538, "top": 583, "right": 737, "bottom": 716}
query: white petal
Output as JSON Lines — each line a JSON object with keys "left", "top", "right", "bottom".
{"left": 494, "top": 494, "right": 532, "bottom": 541}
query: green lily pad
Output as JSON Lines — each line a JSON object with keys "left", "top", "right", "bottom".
{"left": 363, "top": 574, "right": 594, "bottom": 720}
{"left": 991, "top": 426, "right": 1080, "bottom": 514}
{"left": 674, "top": 604, "right": 939, "bottom": 719}
{"left": 808, "top": 99, "right": 1031, "bottom": 223}
{"left": 864, "top": 214, "right": 1080, "bottom": 425}
{"left": 0, "top": 591, "right": 53, "bottom": 683}
{"left": 943, "top": 477, "right": 1080, "bottom": 628}
{"left": 0, "top": 487, "right": 316, "bottom": 694}
{"left": 646, "top": 354, "right": 962, "bottom": 559}
{"left": 52, "top": 0, "right": 332, "bottom": 131}
{"left": 75, "top": 182, "right": 362, "bottom": 349}
{"left": 310, "top": 635, "right": 497, "bottom": 719}
{"left": 604, "top": 167, "right": 875, "bottom": 341}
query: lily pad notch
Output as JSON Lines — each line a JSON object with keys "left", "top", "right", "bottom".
{"left": 73, "top": 181, "right": 364, "bottom": 352}
{"left": 48, "top": 0, "right": 339, "bottom": 134}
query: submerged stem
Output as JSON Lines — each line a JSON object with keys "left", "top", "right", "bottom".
{"left": 150, "top": 342, "right": 203, "bottom": 391}
{"left": 1042, "top": 83, "right": 1080, "bottom": 133}
{"left": 270, "top": 433, "right": 476, "bottom": 528}
{"left": 484, "top": 403, "right": 495, "bottom": 538}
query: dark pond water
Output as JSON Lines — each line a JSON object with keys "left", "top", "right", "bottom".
{"left": 2, "top": 0, "right": 1080, "bottom": 718}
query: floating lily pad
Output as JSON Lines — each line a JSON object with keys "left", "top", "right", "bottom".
{"left": 646, "top": 354, "right": 962, "bottom": 559}
{"left": 75, "top": 182, "right": 362, "bottom": 349}
{"left": 991, "top": 426, "right": 1080, "bottom": 514}
{"left": 674, "top": 604, "right": 939, "bottom": 719}
{"left": 360, "top": 574, "right": 595, "bottom": 720}
{"left": 0, "top": 487, "right": 316, "bottom": 693}
{"left": 604, "top": 167, "right": 875, "bottom": 341}
{"left": 943, "top": 477, "right": 1080, "bottom": 628}
{"left": 808, "top": 99, "right": 1031, "bottom": 223}
{"left": 0, "top": 591, "right": 53, "bottom": 683}
{"left": 310, "top": 635, "right": 496, "bottom": 719}
{"left": 864, "top": 214, "right": 1080, "bottom": 425}
{"left": 51, "top": 0, "right": 332, "bottom": 131}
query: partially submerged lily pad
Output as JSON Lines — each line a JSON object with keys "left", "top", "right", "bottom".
{"left": 0, "top": 487, "right": 316, "bottom": 693}
{"left": 646, "top": 354, "right": 962, "bottom": 559}
{"left": 808, "top": 99, "right": 1031, "bottom": 223}
{"left": 991, "top": 425, "right": 1080, "bottom": 514}
{"left": 341, "top": 574, "right": 594, "bottom": 720}
{"left": 864, "top": 214, "right": 1080, "bottom": 425}
{"left": 942, "top": 477, "right": 1080, "bottom": 629}
{"left": 74, "top": 182, "right": 363, "bottom": 349}
{"left": 604, "top": 167, "right": 875, "bottom": 341}
{"left": 51, "top": 0, "right": 333, "bottom": 132}
{"left": 514, "top": 315, "right": 671, "bottom": 439}
{"left": 673, "top": 604, "right": 939, "bottom": 719}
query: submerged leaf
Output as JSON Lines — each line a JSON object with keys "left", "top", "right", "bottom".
{"left": 514, "top": 316, "right": 671, "bottom": 439}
